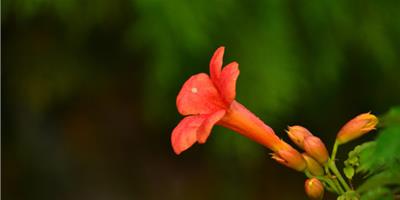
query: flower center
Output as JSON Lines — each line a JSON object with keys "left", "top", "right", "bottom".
{"left": 191, "top": 87, "right": 198, "bottom": 93}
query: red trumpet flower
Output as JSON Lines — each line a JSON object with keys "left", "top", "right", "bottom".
{"left": 171, "top": 47, "right": 305, "bottom": 171}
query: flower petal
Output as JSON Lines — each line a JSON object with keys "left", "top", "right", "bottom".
{"left": 217, "top": 62, "right": 239, "bottom": 104}
{"left": 209, "top": 46, "right": 225, "bottom": 82}
{"left": 197, "top": 110, "right": 226, "bottom": 143}
{"left": 176, "top": 73, "right": 227, "bottom": 116}
{"left": 171, "top": 115, "right": 206, "bottom": 155}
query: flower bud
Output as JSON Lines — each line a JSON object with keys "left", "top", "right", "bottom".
{"left": 305, "top": 178, "right": 324, "bottom": 200}
{"left": 286, "top": 125, "right": 313, "bottom": 149}
{"left": 304, "top": 136, "right": 329, "bottom": 164}
{"left": 302, "top": 153, "right": 324, "bottom": 176}
{"left": 336, "top": 112, "right": 378, "bottom": 144}
{"left": 271, "top": 146, "right": 306, "bottom": 171}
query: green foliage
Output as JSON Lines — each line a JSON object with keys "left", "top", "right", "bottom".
{"left": 342, "top": 108, "right": 400, "bottom": 200}
{"left": 356, "top": 142, "right": 377, "bottom": 174}
{"left": 360, "top": 187, "right": 393, "bottom": 200}
{"left": 357, "top": 169, "right": 400, "bottom": 194}
{"left": 343, "top": 141, "right": 376, "bottom": 179}
{"left": 343, "top": 166, "right": 355, "bottom": 180}
{"left": 337, "top": 191, "right": 359, "bottom": 200}
{"left": 363, "top": 126, "right": 400, "bottom": 173}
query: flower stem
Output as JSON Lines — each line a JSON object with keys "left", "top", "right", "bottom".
{"left": 331, "top": 140, "right": 339, "bottom": 161}
{"left": 305, "top": 170, "right": 342, "bottom": 195}
{"left": 328, "top": 160, "right": 351, "bottom": 191}
{"left": 323, "top": 178, "right": 341, "bottom": 194}
{"left": 324, "top": 165, "right": 344, "bottom": 194}
{"left": 328, "top": 141, "right": 352, "bottom": 192}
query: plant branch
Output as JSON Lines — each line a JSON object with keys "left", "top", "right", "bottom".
{"left": 328, "top": 140, "right": 352, "bottom": 192}
{"left": 331, "top": 140, "right": 340, "bottom": 161}
{"left": 328, "top": 159, "right": 351, "bottom": 191}
{"left": 324, "top": 165, "right": 344, "bottom": 194}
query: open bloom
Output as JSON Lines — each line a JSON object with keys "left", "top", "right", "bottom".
{"left": 171, "top": 47, "right": 305, "bottom": 170}
{"left": 336, "top": 112, "right": 378, "bottom": 144}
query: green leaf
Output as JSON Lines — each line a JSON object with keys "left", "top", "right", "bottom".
{"left": 344, "top": 142, "right": 375, "bottom": 173}
{"left": 360, "top": 187, "right": 393, "bottom": 200}
{"left": 357, "top": 169, "right": 400, "bottom": 194}
{"left": 337, "top": 191, "right": 359, "bottom": 200}
{"left": 357, "top": 143, "right": 377, "bottom": 173}
{"left": 344, "top": 166, "right": 355, "bottom": 180}
{"left": 345, "top": 156, "right": 359, "bottom": 166}
{"left": 355, "top": 122, "right": 400, "bottom": 200}
{"left": 358, "top": 125, "right": 400, "bottom": 174}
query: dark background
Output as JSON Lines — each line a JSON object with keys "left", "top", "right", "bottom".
{"left": 2, "top": 0, "right": 400, "bottom": 199}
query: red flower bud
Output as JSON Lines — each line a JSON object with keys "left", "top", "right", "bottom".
{"left": 304, "top": 136, "right": 329, "bottom": 164}
{"left": 302, "top": 153, "right": 324, "bottom": 176}
{"left": 305, "top": 178, "right": 324, "bottom": 200}
{"left": 287, "top": 125, "right": 313, "bottom": 149}
{"left": 271, "top": 146, "right": 306, "bottom": 171}
{"left": 336, "top": 112, "right": 378, "bottom": 144}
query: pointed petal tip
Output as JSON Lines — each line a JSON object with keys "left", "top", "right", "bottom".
{"left": 173, "top": 146, "right": 183, "bottom": 155}
{"left": 171, "top": 134, "right": 184, "bottom": 155}
{"left": 217, "top": 46, "right": 225, "bottom": 52}
{"left": 171, "top": 135, "right": 191, "bottom": 156}
{"left": 210, "top": 47, "right": 226, "bottom": 81}
{"left": 212, "top": 46, "right": 225, "bottom": 59}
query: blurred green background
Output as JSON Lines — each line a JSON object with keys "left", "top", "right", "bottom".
{"left": 2, "top": 0, "right": 400, "bottom": 199}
